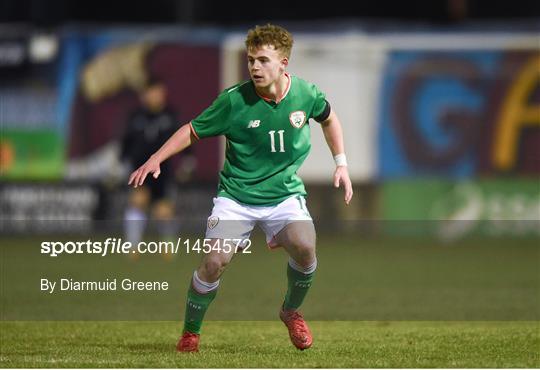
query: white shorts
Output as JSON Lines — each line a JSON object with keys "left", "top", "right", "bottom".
{"left": 205, "top": 195, "right": 313, "bottom": 248}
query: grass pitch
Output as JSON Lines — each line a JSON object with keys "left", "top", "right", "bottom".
{"left": 1, "top": 321, "right": 538, "bottom": 368}
{"left": 1, "top": 233, "right": 539, "bottom": 367}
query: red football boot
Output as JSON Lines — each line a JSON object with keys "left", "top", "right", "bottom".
{"left": 279, "top": 308, "right": 313, "bottom": 350}
{"left": 176, "top": 331, "right": 200, "bottom": 352}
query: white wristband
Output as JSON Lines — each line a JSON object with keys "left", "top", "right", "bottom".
{"left": 334, "top": 153, "right": 348, "bottom": 167}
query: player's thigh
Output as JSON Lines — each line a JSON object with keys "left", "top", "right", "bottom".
{"left": 199, "top": 197, "right": 256, "bottom": 279}
{"left": 205, "top": 197, "right": 256, "bottom": 241}
{"left": 262, "top": 195, "right": 314, "bottom": 252}
{"left": 275, "top": 221, "right": 316, "bottom": 263}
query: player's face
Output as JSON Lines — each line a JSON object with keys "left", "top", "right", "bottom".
{"left": 247, "top": 45, "right": 288, "bottom": 88}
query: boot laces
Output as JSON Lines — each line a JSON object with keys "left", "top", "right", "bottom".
{"left": 288, "top": 311, "right": 309, "bottom": 336}
{"left": 182, "top": 332, "right": 198, "bottom": 345}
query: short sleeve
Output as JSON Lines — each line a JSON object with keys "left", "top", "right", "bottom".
{"left": 311, "top": 84, "right": 327, "bottom": 121}
{"left": 191, "top": 91, "right": 231, "bottom": 139}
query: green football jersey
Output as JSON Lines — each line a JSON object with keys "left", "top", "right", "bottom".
{"left": 191, "top": 74, "right": 328, "bottom": 206}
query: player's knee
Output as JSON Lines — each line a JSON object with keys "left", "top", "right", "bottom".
{"left": 151, "top": 200, "right": 174, "bottom": 220}
{"left": 201, "top": 257, "right": 229, "bottom": 279}
{"left": 293, "top": 237, "right": 315, "bottom": 253}
{"left": 129, "top": 187, "right": 150, "bottom": 210}
{"left": 289, "top": 239, "right": 316, "bottom": 266}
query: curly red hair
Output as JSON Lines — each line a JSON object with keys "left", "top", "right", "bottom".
{"left": 245, "top": 24, "right": 294, "bottom": 59}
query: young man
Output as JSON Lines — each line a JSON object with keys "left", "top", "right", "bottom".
{"left": 128, "top": 24, "right": 353, "bottom": 352}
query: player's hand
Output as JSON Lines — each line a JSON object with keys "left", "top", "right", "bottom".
{"left": 333, "top": 166, "right": 353, "bottom": 205}
{"left": 128, "top": 155, "right": 161, "bottom": 188}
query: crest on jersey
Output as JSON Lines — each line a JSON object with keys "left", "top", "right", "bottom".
{"left": 207, "top": 216, "right": 219, "bottom": 229}
{"left": 289, "top": 110, "right": 307, "bottom": 128}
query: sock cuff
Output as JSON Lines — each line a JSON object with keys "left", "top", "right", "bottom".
{"left": 288, "top": 257, "right": 317, "bottom": 275}
{"left": 192, "top": 270, "right": 220, "bottom": 294}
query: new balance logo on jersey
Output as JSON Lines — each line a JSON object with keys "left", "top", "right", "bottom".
{"left": 247, "top": 120, "right": 261, "bottom": 128}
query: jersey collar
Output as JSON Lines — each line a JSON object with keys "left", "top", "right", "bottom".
{"left": 255, "top": 73, "right": 291, "bottom": 104}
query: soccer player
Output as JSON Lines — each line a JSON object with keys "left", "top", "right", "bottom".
{"left": 128, "top": 24, "right": 353, "bottom": 352}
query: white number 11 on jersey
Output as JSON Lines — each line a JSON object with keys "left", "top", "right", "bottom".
{"left": 268, "top": 130, "right": 285, "bottom": 153}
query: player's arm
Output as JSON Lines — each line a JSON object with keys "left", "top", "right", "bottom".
{"left": 320, "top": 108, "right": 353, "bottom": 205}
{"left": 128, "top": 123, "right": 196, "bottom": 187}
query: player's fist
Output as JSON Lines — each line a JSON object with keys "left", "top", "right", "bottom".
{"left": 128, "top": 155, "right": 161, "bottom": 188}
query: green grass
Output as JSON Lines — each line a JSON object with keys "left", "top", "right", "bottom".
{"left": 1, "top": 234, "right": 539, "bottom": 367}
{"left": 1, "top": 321, "right": 538, "bottom": 368}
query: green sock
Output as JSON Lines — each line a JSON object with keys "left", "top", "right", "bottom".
{"left": 182, "top": 284, "right": 217, "bottom": 334}
{"left": 283, "top": 263, "right": 315, "bottom": 311}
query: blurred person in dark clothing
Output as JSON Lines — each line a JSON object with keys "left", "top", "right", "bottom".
{"left": 120, "top": 78, "right": 187, "bottom": 249}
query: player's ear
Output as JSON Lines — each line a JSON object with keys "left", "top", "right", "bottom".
{"left": 281, "top": 57, "right": 289, "bottom": 68}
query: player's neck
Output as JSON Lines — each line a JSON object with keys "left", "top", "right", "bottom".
{"left": 256, "top": 73, "right": 290, "bottom": 103}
